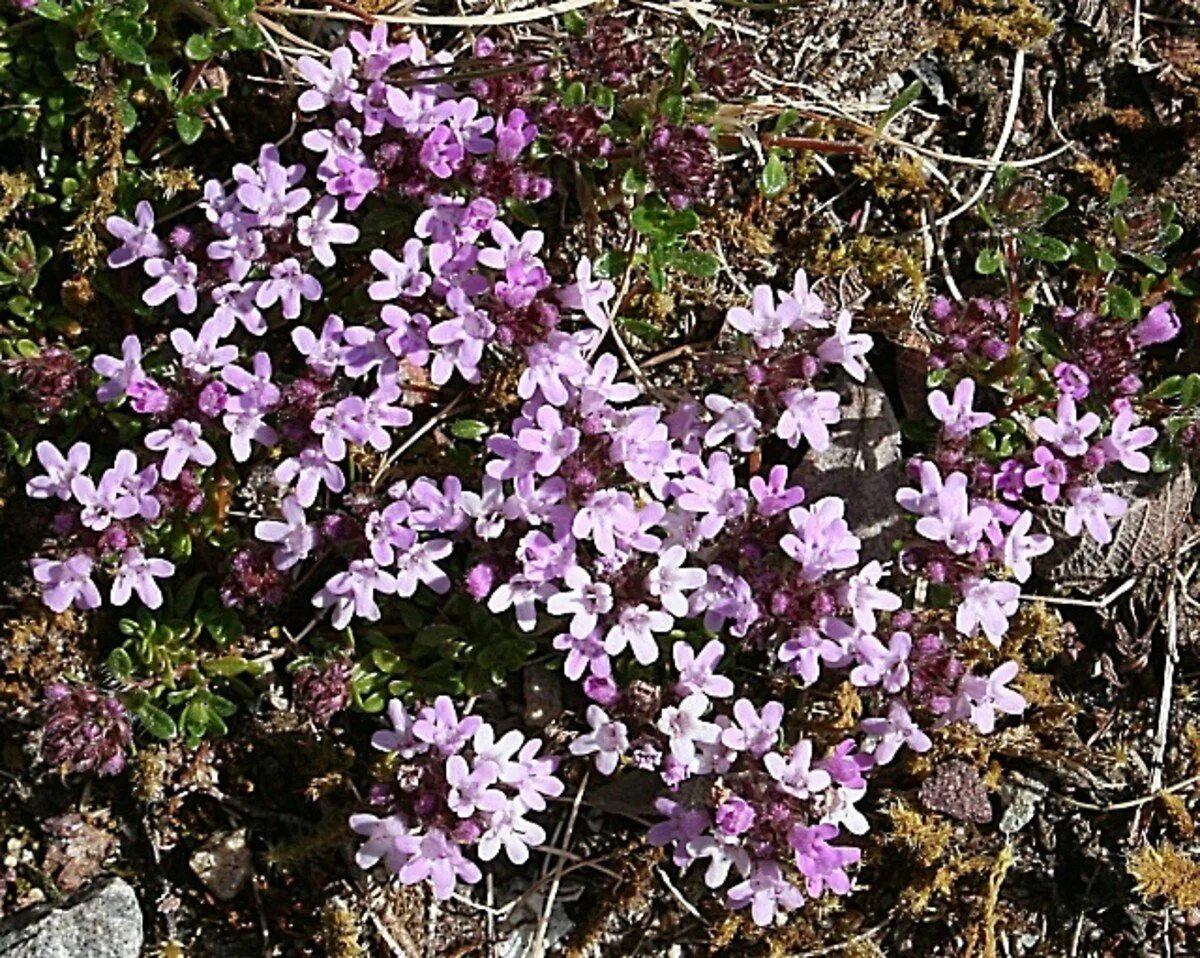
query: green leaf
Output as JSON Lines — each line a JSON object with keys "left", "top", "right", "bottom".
{"left": 184, "top": 33, "right": 214, "bottom": 61}
{"left": 658, "top": 92, "right": 684, "bottom": 125}
{"left": 1018, "top": 232, "right": 1071, "bottom": 263}
{"left": 203, "top": 656, "right": 253, "bottom": 678}
{"left": 100, "top": 17, "right": 148, "bottom": 65}
{"left": 877, "top": 79, "right": 923, "bottom": 131}
{"left": 1109, "top": 174, "right": 1130, "bottom": 208}
{"left": 621, "top": 166, "right": 648, "bottom": 195}
{"left": 975, "top": 248, "right": 1003, "bottom": 275}
{"left": 631, "top": 202, "right": 700, "bottom": 240}
{"left": 107, "top": 648, "right": 134, "bottom": 682}
{"left": 665, "top": 248, "right": 719, "bottom": 278}
{"left": 618, "top": 317, "right": 663, "bottom": 342}
{"left": 562, "top": 81, "right": 586, "bottom": 108}
{"left": 1104, "top": 284, "right": 1140, "bottom": 320}
{"left": 136, "top": 702, "right": 177, "bottom": 740}
{"left": 760, "top": 151, "right": 788, "bottom": 199}
{"left": 668, "top": 39, "right": 689, "bottom": 88}
{"left": 592, "top": 250, "right": 629, "bottom": 279}
{"left": 562, "top": 9, "right": 587, "bottom": 35}
{"left": 175, "top": 113, "right": 205, "bottom": 145}
{"left": 1149, "top": 375, "right": 1184, "bottom": 400}
{"left": 36, "top": 0, "right": 68, "bottom": 19}
{"left": 449, "top": 419, "right": 489, "bottom": 440}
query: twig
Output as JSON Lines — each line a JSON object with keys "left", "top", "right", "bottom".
{"left": 527, "top": 772, "right": 588, "bottom": 958}
{"left": 258, "top": 0, "right": 602, "bottom": 26}
{"left": 933, "top": 48, "right": 1026, "bottom": 228}
{"left": 1050, "top": 773, "right": 1200, "bottom": 813}
{"left": 372, "top": 393, "right": 466, "bottom": 489}
{"left": 370, "top": 911, "right": 411, "bottom": 957}
{"left": 1019, "top": 577, "right": 1137, "bottom": 609}
{"left": 1134, "top": 584, "right": 1179, "bottom": 835}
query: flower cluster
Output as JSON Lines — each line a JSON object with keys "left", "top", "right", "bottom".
{"left": 40, "top": 683, "right": 133, "bottom": 777}
{"left": 350, "top": 697, "right": 561, "bottom": 899}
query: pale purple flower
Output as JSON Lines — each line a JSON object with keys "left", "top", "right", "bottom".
{"left": 1133, "top": 301, "right": 1181, "bottom": 347}
{"left": 956, "top": 576, "right": 1020, "bottom": 646}
{"left": 428, "top": 304, "right": 495, "bottom": 385}
{"left": 31, "top": 554, "right": 102, "bottom": 613}
{"left": 790, "top": 823, "right": 858, "bottom": 897}
{"left": 675, "top": 452, "right": 749, "bottom": 538}
{"left": 726, "top": 860, "right": 805, "bottom": 927}
{"left": 656, "top": 693, "right": 721, "bottom": 766}
{"left": 371, "top": 699, "right": 427, "bottom": 759}
{"left": 850, "top": 630, "right": 911, "bottom": 693}
{"left": 445, "top": 754, "right": 505, "bottom": 818}
{"left": 489, "top": 575, "right": 553, "bottom": 632}
{"left": 105, "top": 201, "right": 164, "bottom": 268}
{"left": 476, "top": 803, "right": 546, "bottom": 866}
{"left": 349, "top": 813, "right": 418, "bottom": 873}
{"left": 721, "top": 699, "right": 783, "bottom": 756}
{"left": 1054, "top": 362, "right": 1090, "bottom": 400}
{"left": 913, "top": 477, "right": 993, "bottom": 554}
{"left": 392, "top": 538, "right": 454, "bottom": 597}
{"left": 647, "top": 545, "right": 707, "bottom": 617}
{"left": 726, "top": 284, "right": 800, "bottom": 350}
{"left": 369, "top": 241, "right": 431, "bottom": 301}
{"left": 1099, "top": 406, "right": 1156, "bottom": 473}
{"left": 500, "top": 738, "right": 563, "bottom": 811}
{"left": 780, "top": 497, "right": 861, "bottom": 580}
{"left": 816, "top": 310, "right": 871, "bottom": 381}
{"left": 1033, "top": 395, "right": 1100, "bottom": 457}
{"left": 412, "top": 696, "right": 482, "bottom": 756}
{"left": 1002, "top": 510, "right": 1052, "bottom": 582}
{"left": 1025, "top": 446, "right": 1068, "bottom": 503}
{"left": 895, "top": 459, "right": 950, "bottom": 516}
{"left": 691, "top": 830, "right": 752, "bottom": 888}
{"left": 145, "top": 419, "right": 216, "bottom": 480}
{"left": 673, "top": 639, "right": 734, "bottom": 699}
{"left": 558, "top": 255, "right": 615, "bottom": 329}
{"left": 519, "top": 332, "right": 589, "bottom": 407}
{"left": 838, "top": 560, "right": 900, "bottom": 632}
{"left": 784, "top": 268, "right": 828, "bottom": 329}
{"left": 275, "top": 446, "right": 345, "bottom": 507}
{"left": 398, "top": 829, "right": 481, "bottom": 900}
{"left": 296, "top": 47, "right": 360, "bottom": 112}
{"left": 748, "top": 464, "right": 806, "bottom": 517}
{"left": 928, "top": 378, "right": 994, "bottom": 441}
{"left": 860, "top": 701, "right": 932, "bottom": 765}
{"left": 255, "top": 496, "right": 316, "bottom": 570}
{"left": 553, "top": 629, "right": 610, "bottom": 681}
{"left": 313, "top": 558, "right": 398, "bottom": 628}
{"left": 516, "top": 404, "right": 580, "bottom": 476}
{"left": 143, "top": 254, "right": 199, "bottom": 313}
{"left": 956, "top": 660, "right": 1026, "bottom": 733}
{"left": 296, "top": 196, "right": 359, "bottom": 267}
{"left": 257, "top": 258, "right": 321, "bottom": 320}
{"left": 170, "top": 314, "right": 238, "bottom": 374}
{"left": 776, "top": 387, "right": 840, "bottom": 451}
{"left": 93, "top": 335, "right": 147, "bottom": 403}
{"left": 764, "top": 740, "right": 831, "bottom": 799}
{"left": 110, "top": 548, "right": 175, "bottom": 609}
{"left": 572, "top": 488, "right": 640, "bottom": 556}
{"left": 568, "top": 705, "right": 629, "bottom": 775}
{"left": 1064, "top": 483, "right": 1127, "bottom": 545}
{"left": 605, "top": 603, "right": 672, "bottom": 665}
{"left": 704, "top": 394, "right": 761, "bottom": 452}
{"left": 26, "top": 441, "right": 90, "bottom": 500}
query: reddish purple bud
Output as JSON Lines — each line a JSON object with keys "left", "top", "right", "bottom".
{"left": 1133, "top": 302, "right": 1181, "bottom": 347}
{"left": 465, "top": 562, "right": 496, "bottom": 601}
{"left": 715, "top": 797, "right": 757, "bottom": 836}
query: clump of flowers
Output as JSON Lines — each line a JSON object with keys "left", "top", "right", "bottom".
{"left": 40, "top": 683, "right": 133, "bottom": 777}
{"left": 350, "top": 697, "right": 561, "bottom": 899}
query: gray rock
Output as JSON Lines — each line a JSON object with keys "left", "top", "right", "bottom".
{"left": 0, "top": 877, "right": 142, "bottom": 958}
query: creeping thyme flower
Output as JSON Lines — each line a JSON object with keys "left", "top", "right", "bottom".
{"left": 293, "top": 660, "right": 353, "bottom": 726}
{"left": 644, "top": 122, "right": 718, "bottom": 209}
{"left": 41, "top": 683, "right": 132, "bottom": 777}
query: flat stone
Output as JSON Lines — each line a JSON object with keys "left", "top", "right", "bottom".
{"left": 0, "top": 877, "right": 142, "bottom": 958}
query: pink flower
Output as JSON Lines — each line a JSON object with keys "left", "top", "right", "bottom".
{"left": 568, "top": 705, "right": 628, "bottom": 775}
{"left": 1064, "top": 484, "right": 1126, "bottom": 545}
{"left": 816, "top": 310, "right": 871, "bottom": 381}
{"left": 1002, "top": 511, "right": 1052, "bottom": 582}
{"left": 860, "top": 701, "right": 932, "bottom": 765}
{"left": 656, "top": 693, "right": 721, "bottom": 766}
{"left": 296, "top": 196, "right": 359, "bottom": 267}
{"left": 764, "top": 740, "right": 831, "bottom": 798}
{"left": 255, "top": 496, "right": 316, "bottom": 570}
{"left": 296, "top": 47, "right": 360, "bottom": 112}
{"left": 721, "top": 699, "right": 783, "bottom": 756}
{"left": 956, "top": 577, "right": 1020, "bottom": 646}
{"left": 1099, "top": 405, "right": 1156, "bottom": 473}
{"left": 956, "top": 660, "right": 1026, "bottom": 733}
{"left": 110, "top": 548, "right": 175, "bottom": 609}
{"left": 726, "top": 860, "right": 805, "bottom": 927}
{"left": 780, "top": 497, "right": 861, "bottom": 581}
{"left": 726, "top": 284, "right": 800, "bottom": 349}
{"left": 605, "top": 602, "right": 672, "bottom": 665}
{"left": 93, "top": 334, "right": 147, "bottom": 403}
{"left": 105, "top": 201, "right": 164, "bottom": 268}
{"left": 145, "top": 419, "right": 216, "bottom": 480}
{"left": 26, "top": 440, "right": 90, "bottom": 500}
{"left": 143, "top": 254, "right": 199, "bottom": 314}
{"left": 927, "top": 378, "right": 994, "bottom": 441}
{"left": 1132, "top": 301, "right": 1181, "bottom": 347}
{"left": 312, "top": 558, "right": 398, "bottom": 628}
{"left": 558, "top": 255, "right": 615, "bottom": 329}
{"left": 673, "top": 638, "right": 734, "bottom": 698}
{"left": 1033, "top": 395, "right": 1100, "bottom": 457}
{"left": 776, "top": 387, "right": 840, "bottom": 451}
{"left": 31, "top": 554, "right": 102, "bottom": 613}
